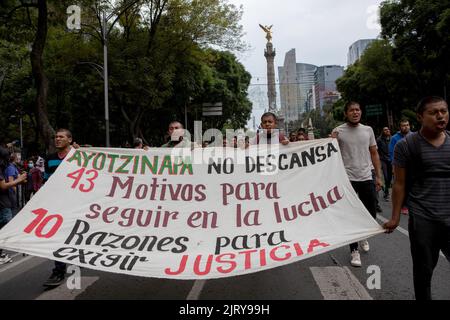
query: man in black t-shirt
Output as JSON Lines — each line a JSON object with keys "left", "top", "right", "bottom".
{"left": 384, "top": 96, "right": 450, "bottom": 300}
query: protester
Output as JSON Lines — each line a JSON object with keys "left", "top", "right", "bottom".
{"left": 36, "top": 156, "right": 45, "bottom": 174}
{"left": 0, "top": 147, "right": 27, "bottom": 265}
{"left": 133, "top": 137, "right": 143, "bottom": 149}
{"left": 389, "top": 119, "right": 413, "bottom": 215}
{"left": 161, "top": 121, "right": 198, "bottom": 148}
{"left": 27, "top": 157, "right": 43, "bottom": 200}
{"left": 42, "top": 129, "right": 77, "bottom": 287}
{"left": 332, "top": 101, "right": 382, "bottom": 267}
{"left": 249, "top": 112, "right": 289, "bottom": 145}
{"left": 384, "top": 96, "right": 450, "bottom": 300}
{"left": 377, "top": 127, "right": 393, "bottom": 201}
{"left": 389, "top": 119, "right": 412, "bottom": 162}
{"left": 5, "top": 152, "right": 21, "bottom": 216}
{"left": 297, "top": 128, "right": 308, "bottom": 141}
{"left": 25, "top": 158, "right": 35, "bottom": 202}
{"left": 289, "top": 131, "right": 297, "bottom": 142}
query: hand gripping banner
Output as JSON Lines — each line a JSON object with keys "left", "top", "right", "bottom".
{"left": 0, "top": 139, "right": 384, "bottom": 279}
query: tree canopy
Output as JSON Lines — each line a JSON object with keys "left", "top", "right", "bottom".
{"left": 0, "top": 0, "right": 251, "bottom": 153}
{"left": 335, "top": 0, "right": 449, "bottom": 132}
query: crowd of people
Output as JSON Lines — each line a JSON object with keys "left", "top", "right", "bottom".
{"left": 0, "top": 96, "right": 449, "bottom": 300}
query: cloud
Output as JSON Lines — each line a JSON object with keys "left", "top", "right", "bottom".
{"left": 227, "top": 0, "right": 383, "bottom": 126}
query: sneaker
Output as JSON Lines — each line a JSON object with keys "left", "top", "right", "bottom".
{"left": 383, "top": 194, "right": 390, "bottom": 201}
{"left": 376, "top": 205, "right": 383, "bottom": 213}
{"left": 43, "top": 270, "right": 65, "bottom": 287}
{"left": 359, "top": 240, "right": 370, "bottom": 253}
{"left": 350, "top": 250, "right": 362, "bottom": 267}
{"left": 0, "top": 254, "right": 12, "bottom": 265}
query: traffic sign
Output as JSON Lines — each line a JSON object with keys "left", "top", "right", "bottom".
{"left": 202, "top": 102, "right": 223, "bottom": 116}
{"left": 365, "top": 104, "right": 383, "bottom": 117}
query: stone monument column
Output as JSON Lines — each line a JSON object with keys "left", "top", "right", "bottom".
{"left": 259, "top": 24, "right": 277, "bottom": 112}
{"left": 264, "top": 42, "right": 277, "bottom": 112}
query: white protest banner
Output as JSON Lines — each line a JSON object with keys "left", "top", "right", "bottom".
{"left": 0, "top": 139, "right": 384, "bottom": 279}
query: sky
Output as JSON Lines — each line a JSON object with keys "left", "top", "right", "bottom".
{"left": 227, "top": 0, "right": 384, "bottom": 127}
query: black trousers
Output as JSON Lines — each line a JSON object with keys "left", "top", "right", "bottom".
{"left": 381, "top": 160, "right": 393, "bottom": 196}
{"left": 349, "top": 180, "right": 377, "bottom": 252}
{"left": 408, "top": 214, "right": 450, "bottom": 300}
{"left": 54, "top": 261, "right": 67, "bottom": 275}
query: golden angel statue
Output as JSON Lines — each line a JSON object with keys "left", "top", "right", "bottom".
{"left": 259, "top": 24, "right": 273, "bottom": 42}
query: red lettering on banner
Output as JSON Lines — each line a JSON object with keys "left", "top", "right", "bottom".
{"left": 216, "top": 253, "right": 237, "bottom": 274}
{"left": 24, "top": 208, "right": 63, "bottom": 238}
{"left": 67, "top": 168, "right": 98, "bottom": 192}
{"left": 293, "top": 242, "right": 304, "bottom": 256}
{"left": 164, "top": 239, "right": 330, "bottom": 277}
{"left": 307, "top": 239, "right": 330, "bottom": 253}
{"left": 165, "top": 255, "right": 188, "bottom": 275}
{"left": 269, "top": 245, "right": 291, "bottom": 261}
{"left": 193, "top": 254, "right": 213, "bottom": 276}
{"left": 238, "top": 249, "right": 258, "bottom": 269}
{"left": 259, "top": 249, "right": 267, "bottom": 266}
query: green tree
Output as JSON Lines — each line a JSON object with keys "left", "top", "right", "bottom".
{"left": 1, "top": 0, "right": 251, "bottom": 150}
{"left": 334, "top": 0, "right": 450, "bottom": 132}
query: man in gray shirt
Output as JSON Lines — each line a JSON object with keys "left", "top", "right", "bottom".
{"left": 384, "top": 96, "right": 450, "bottom": 300}
{"left": 332, "top": 101, "right": 382, "bottom": 267}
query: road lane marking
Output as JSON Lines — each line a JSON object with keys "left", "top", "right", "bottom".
{"left": 310, "top": 266, "right": 373, "bottom": 300}
{"left": 35, "top": 276, "right": 99, "bottom": 300}
{"left": 186, "top": 280, "right": 207, "bottom": 300}
{"left": 377, "top": 215, "right": 445, "bottom": 258}
{"left": 377, "top": 215, "right": 409, "bottom": 237}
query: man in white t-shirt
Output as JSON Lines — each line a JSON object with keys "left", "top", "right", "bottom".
{"left": 332, "top": 101, "right": 382, "bottom": 267}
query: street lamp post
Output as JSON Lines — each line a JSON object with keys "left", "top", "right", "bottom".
{"left": 102, "top": 11, "right": 110, "bottom": 147}
{"left": 19, "top": 116, "right": 23, "bottom": 149}
{"left": 75, "top": 1, "right": 140, "bottom": 146}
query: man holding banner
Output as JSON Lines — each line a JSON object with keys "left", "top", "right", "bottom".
{"left": 0, "top": 119, "right": 384, "bottom": 287}
{"left": 43, "top": 129, "right": 76, "bottom": 287}
{"left": 332, "top": 101, "right": 382, "bottom": 267}
{"left": 384, "top": 96, "right": 450, "bottom": 300}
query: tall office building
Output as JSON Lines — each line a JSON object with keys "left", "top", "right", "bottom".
{"left": 278, "top": 49, "right": 317, "bottom": 123}
{"left": 296, "top": 62, "right": 317, "bottom": 114}
{"left": 347, "top": 39, "right": 375, "bottom": 65}
{"left": 314, "top": 65, "right": 344, "bottom": 110}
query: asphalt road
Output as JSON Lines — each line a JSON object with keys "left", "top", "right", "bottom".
{"left": 0, "top": 195, "right": 449, "bottom": 301}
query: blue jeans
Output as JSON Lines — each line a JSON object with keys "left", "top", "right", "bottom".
{"left": 0, "top": 207, "right": 13, "bottom": 229}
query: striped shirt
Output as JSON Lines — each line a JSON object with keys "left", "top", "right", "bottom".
{"left": 393, "top": 132, "right": 450, "bottom": 220}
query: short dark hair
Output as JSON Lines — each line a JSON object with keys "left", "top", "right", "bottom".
{"left": 168, "top": 121, "right": 184, "bottom": 129}
{"left": 133, "top": 138, "right": 143, "bottom": 147}
{"left": 261, "top": 112, "right": 277, "bottom": 122}
{"left": 416, "top": 96, "right": 447, "bottom": 115}
{"left": 399, "top": 118, "right": 409, "bottom": 125}
{"left": 297, "top": 128, "right": 306, "bottom": 133}
{"left": 56, "top": 128, "right": 72, "bottom": 139}
{"left": 344, "top": 101, "right": 361, "bottom": 113}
